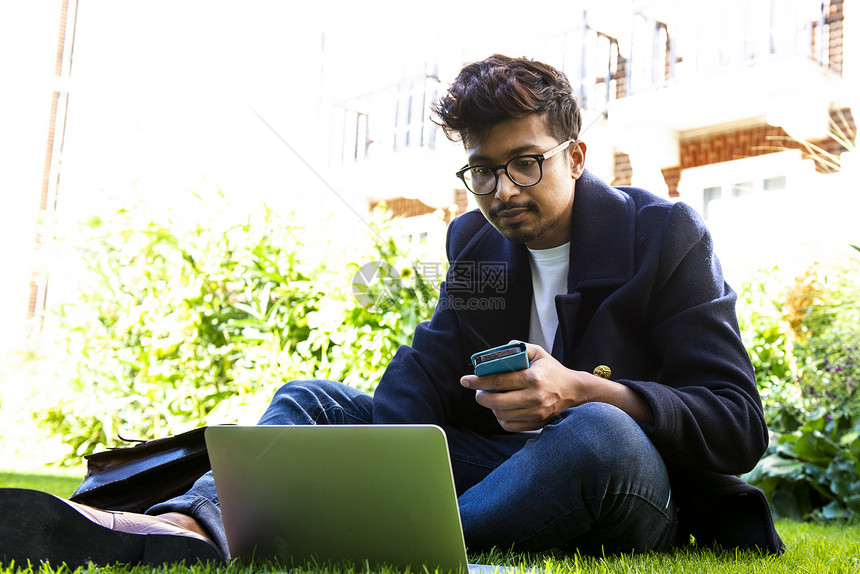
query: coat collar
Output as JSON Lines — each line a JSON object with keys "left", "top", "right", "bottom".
{"left": 457, "top": 169, "right": 637, "bottom": 288}
{"left": 566, "top": 169, "right": 637, "bottom": 290}
{"left": 447, "top": 170, "right": 638, "bottom": 351}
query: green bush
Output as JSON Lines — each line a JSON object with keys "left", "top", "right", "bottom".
{"left": 43, "top": 189, "right": 860, "bottom": 518}
{"left": 737, "top": 270, "right": 800, "bottom": 427}
{"left": 40, "top": 200, "right": 441, "bottom": 462}
{"left": 740, "top": 248, "right": 860, "bottom": 521}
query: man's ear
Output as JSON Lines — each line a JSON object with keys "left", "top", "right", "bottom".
{"left": 569, "top": 140, "right": 587, "bottom": 179}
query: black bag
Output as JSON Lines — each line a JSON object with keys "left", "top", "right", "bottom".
{"left": 70, "top": 426, "right": 210, "bottom": 514}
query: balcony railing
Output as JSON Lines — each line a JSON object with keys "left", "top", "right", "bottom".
{"left": 572, "top": 0, "right": 839, "bottom": 114}
{"left": 331, "top": 66, "right": 440, "bottom": 166}
{"left": 330, "top": 1, "right": 842, "bottom": 165}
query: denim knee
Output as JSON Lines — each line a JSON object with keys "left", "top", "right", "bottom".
{"left": 540, "top": 402, "right": 665, "bottom": 487}
{"left": 458, "top": 402, "right": 674, "bottom": 553}
{"left": 256, "top": 379, "right": 373, "bottom": 426}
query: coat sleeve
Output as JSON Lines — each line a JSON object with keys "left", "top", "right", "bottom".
{"left": 371, "top": 213, "right": 498, "bottom": 431}
{"left": 370, "top": 287, "right": 468, "bottom": 425}
{"left": 620, "top": 201, "right": 768, "bottom": 475}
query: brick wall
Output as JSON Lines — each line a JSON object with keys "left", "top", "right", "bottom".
{"left": 679, "top": 108, "right": 855, "bottom": 175}
{"left": 614, "top": 54, "right": 628, "bottom": 100}
{"left": 29, "top": 0, "right": 71, "bottom": 324}
{"left": 661, "top": 166, "right": 681, "bottom": 198}
{"left": 371, "top": 187, "right": 469, "bottom": 224}
{"left": 812, "top": 0, "right": 844, "bottom": 73}
{"left": 679, "top": 125, "right": 788, "bottom": 169}
{"left": 613, "top": 108, "right": 855, "bottom": 193}
{"left": 613, "top": 152, "right": 633, "bottom": 186}
{"left": 825, "top": 0, "right": 845, "bottom": 73}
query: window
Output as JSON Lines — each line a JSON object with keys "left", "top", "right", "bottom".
{"left": 703, "top": 186, "right": 722, "bottom": 219}
{"left": 763, "top": 175, "right": 787, "bottom": 191}
{"left": 333, "top": 101, "right": 373, "bottom": 164}
{"left": 331, "top": 65, "right": 441, "bottom": 166}
{"left": 700, "top": 175, "right": 787, "bottom": 222}
{"left": 393, "top": 67, "right": 440, "bottom": 152}
{"left": 732, "top": 181, "right": 754, "bottom": 198}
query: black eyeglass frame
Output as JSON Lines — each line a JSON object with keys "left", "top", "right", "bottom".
{"left": 455, "top": 139, "right": 576, "bottom": 196}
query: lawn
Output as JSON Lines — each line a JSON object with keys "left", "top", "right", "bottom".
{"left": 0, "top": 468, "right": 858, "bottom": 574}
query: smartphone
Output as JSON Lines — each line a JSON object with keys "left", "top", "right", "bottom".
{"left": 470, "top": 342, "right": 529, "bottom": 376}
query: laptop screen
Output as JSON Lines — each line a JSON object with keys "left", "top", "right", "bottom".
{"left": 206, "top": 425, "right": 470, "bottom": 571}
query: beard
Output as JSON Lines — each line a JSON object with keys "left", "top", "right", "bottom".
{"left": 486, "top": 200, "right": 551, "bottom": 245}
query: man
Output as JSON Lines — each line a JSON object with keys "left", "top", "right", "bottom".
{"left": 0, "top": 54, "right": 783, "bottom": 567}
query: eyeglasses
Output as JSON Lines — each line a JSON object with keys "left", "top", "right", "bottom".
{"left": 455, "top": 139, "right": 575, "bottom": 196}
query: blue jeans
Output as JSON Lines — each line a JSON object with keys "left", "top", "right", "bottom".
{"left": 148, "top": 380, "right": 677, "bottom": 559}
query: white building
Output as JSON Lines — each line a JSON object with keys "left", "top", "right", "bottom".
{"left": 3, "top": 0, "right": 858, "bottom": 354}
{"left": 329, "top": 0, "right": 858, "bottom": 284}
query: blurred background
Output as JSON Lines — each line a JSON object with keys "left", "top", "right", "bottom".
{"left": 0, "top": 0, "right": 858, "bottom": 473}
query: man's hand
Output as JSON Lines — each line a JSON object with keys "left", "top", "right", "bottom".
{"left": 460, "top": 342, "right": 654, "bottom": 432}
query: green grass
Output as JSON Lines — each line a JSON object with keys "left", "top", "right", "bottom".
{"left": 1, "top": 470, "right": 859, "bottom": 574}
{"left": 0, "top": 471, "right": 82, "bottom": 499}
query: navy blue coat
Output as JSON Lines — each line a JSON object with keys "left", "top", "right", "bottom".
{"left": 372, "top": 170, "right": 783, "bottom": 553}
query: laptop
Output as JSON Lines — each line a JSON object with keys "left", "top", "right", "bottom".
{"left": 205, "top": 425, "right": 523, "bottom": 573}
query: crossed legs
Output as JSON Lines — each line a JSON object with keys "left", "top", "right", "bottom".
{"left": 149, "top": 380, "right": 676, "bottom": 559}
{"left": 0, "top": 379, "right": 676, "bottom": 567}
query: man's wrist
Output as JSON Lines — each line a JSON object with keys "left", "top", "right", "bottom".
{"left": 573, "top": 371, "right": 655, "bottom": 426}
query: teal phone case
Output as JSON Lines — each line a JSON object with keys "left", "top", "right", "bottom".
{"left": 471, "top": 342, "right": 529, "bottom": 376}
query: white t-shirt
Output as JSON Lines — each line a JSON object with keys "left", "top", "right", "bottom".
{"left": 527, "top": 242, "right": 571, "bottom": 354}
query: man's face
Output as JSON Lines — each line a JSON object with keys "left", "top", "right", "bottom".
{"left": 465, "top": 114, "right": 586, "bottom": 249}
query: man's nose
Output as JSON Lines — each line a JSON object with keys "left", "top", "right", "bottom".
{"left": 494, "top": 168, "right": 520, "bottom": 202}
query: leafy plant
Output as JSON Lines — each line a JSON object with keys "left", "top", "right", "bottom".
{"left": 741, "top": 248, "right": 860, "bottom": 521}
{"left": 39, "top": 199, "right": 442, "bottom": 462}
{"left": 737, "top": 269, "right": 800, "bottom": 431}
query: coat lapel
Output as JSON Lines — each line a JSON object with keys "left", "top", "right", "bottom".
{"left": 556, "top": 170, "right": 637, "bottom": 364}
{"left": 448, "top": 170, "right": 637, "bottom": 356}
{"left": 447, "top": 234, "right": 533, "bottom": 350}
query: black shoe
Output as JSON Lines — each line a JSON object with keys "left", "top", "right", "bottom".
{"left": 0, "top": 488, "right": 223, "bottom": 568}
